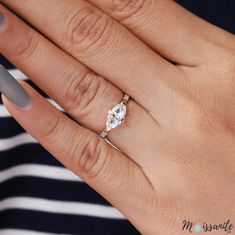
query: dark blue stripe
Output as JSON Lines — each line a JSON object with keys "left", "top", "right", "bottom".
{"left": 0, "top": 144, "right": 63, "bottom": 170}
{"left": 0, "top": 118, "right": 25, "bottom": 138}
{"left": 0, "top": 209, "right": 140, "bottom": 235}
{"left": 0, "top": 177, "right": 110, "bottom": 206}
{"left": 0, "top": 55, "right": 14, "bottom": 69}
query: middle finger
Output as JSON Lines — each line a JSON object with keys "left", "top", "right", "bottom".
{"left": 1, "top": 0, "right": 187, "bottom": 123}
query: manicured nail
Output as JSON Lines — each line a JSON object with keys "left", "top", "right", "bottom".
{"left": 0, "top": 65, "right": 32, "bottom": 109}
{"left": 0, "top": 12, "right": 5, "bottom": 26}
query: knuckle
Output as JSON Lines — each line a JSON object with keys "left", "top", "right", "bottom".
{"left": 185, "top": 96, "right": 228, "bottom": 136}
{"left": 64, "top": 69, "right": 102, "bottom": 117}
{"left": 38, "top": 111, "right": 63, "bottom": 140}
{"left": 75, "top": 135, "right": 108, "bottom": 179}
{"left": 14, "top": 31, "right": 39, "bottom": 60}
{"left": 110, "top": 0, "right": 147, "bottom": 22}
{"left": 186, "top": 88, "right": 235, "bottom": 136}
{"left": 179, "top": 93, "right": 211, "bottom": 134}
{"left": 189, "top": 101, "right": 212, "bottom": 133}
{"left": 64, "top": 6, "right": 112, "bottom": 55}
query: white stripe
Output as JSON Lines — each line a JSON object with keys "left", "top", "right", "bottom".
{"left": 0, "top": 133, "right": 37, "bottom": 151}
{"left": 0, "top": 164, "right": 82, "bottom": 183}
{"left": 0, "top": 229, "right": 62, "bottom": 235}
{"left": 0, "top": 105, "right": 10, "bottom": 117}
{"left": 0, "top": 99, "right": 64, "bottom": 118}
{"left": 8, "top": 69, "right": 28, "bottom": 80}
{"left": 0, "top": 197, "right": 125, "bottom": 219}
{"left": 48, "top": 99, "right": 64, "bottom": 111}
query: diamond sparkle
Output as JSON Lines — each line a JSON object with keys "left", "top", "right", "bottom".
{"left": 106, "top": 102, "right": 127, "bottom": 132}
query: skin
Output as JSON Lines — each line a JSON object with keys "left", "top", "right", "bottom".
{"left": 0, "top": 0, "right": 235, "bottom": 234}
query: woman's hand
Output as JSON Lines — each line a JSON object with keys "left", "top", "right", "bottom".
{"left": 0, "top": 0, "right": 235, "bottom": 234}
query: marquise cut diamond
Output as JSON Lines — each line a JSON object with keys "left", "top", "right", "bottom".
{"left": 106, "top": 102, "right": 127, "bottom": 131}
{"left": 100, "top": 94, "right": 129, "bottom": 138}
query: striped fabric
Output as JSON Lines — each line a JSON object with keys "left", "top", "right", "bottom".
{"left": 0, "top": 56, "right": 140, "bottom": 235}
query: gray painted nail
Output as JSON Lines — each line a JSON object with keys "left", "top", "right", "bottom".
{"left": 0, "top": 65, "right": 31, "bottom": 108}
{"left": 0, "top": 12, "right": 5, "bottom": 26}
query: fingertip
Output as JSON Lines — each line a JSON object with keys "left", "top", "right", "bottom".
{"left": 0, "top": 66, "right": 33, "bottom": 111}
{"left": 3, "top": 82, "right": 33, "bottom": 112}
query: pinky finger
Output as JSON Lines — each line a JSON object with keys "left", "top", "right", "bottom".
{"left": 0, "top": 66, "right": 156, "bottom": 232}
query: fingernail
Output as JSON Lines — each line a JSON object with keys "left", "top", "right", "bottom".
{"left": 0, "top": 12, "right": 5, "bottom": 26}
{"left": 0, "top": 65, "right": 32, "bottom": 109}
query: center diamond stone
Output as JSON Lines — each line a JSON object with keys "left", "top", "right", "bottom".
{"left": 106, "top": 102, "right": 127, "bottom": 132}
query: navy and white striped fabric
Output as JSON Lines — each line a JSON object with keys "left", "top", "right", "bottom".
{"left": 0, "top": 1, "right": 234, "bottom": 234}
